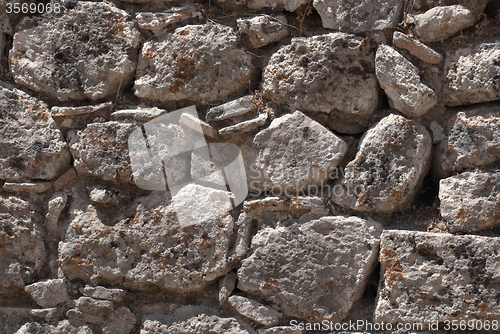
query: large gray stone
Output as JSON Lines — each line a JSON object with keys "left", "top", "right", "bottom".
{"left": 313, "top": 0, "right": 404, "bottom": 33}
{"left": 439, "top": 171, "right": 500, "bottom": 233}
{"left": 238, "top": 216, "right": 383, "bottom": 322}
{"left": 375, "top": 230, "right": 500, "bottom": 329}
{"left": 434, "top": 108, "right": 500, "bottom": 178}
{"left": 10, "top": 2, "right": 140, "bottom": 102}
{"left": 375, "top": 45, "right": 436, "bottom": 117}
{"left": 442, "top": 41, "right": 500, "bottom": 107}
{"left": 68, "top": 122, "right": 136, "bottom": 184}
{"left": 0, "top": 82, "right": 71, "bottom": 182}
{"left": 252, "top": 110, "right": 347, "bottom": 195}
{"left": 135, "top": 24, "right": 256, "bottom": 103}
{"left": 24, "top": 279, "right": 69, "bottom": 308}
{"left": 333, "top": 114, "right": 432, "bottom": 213}
{"left": 261, "top": 33, "right": 379, "bottom": 134}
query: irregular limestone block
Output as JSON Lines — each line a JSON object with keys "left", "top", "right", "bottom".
{"left": 393, "top": 31, "right": 443, "bottom": 64}
{"left": 333, "top": 114, "right": 432, "bottom": 213}
{"left": 80, "top": 285, "right": 127, "bottom": 302}
{"left": 219, "top": 271, "right": 237, "bottom": 305}
{"left": 75, "top": 297, "right": 113, "bottom": 315}
{"left": 314, "top": 0, "right": 404, "bottom": 33}
{"left": 51, "top": 102, "right": 113, "bottom": 118}
{"left": 237, "top": 15, "right": 289, "bottom": 48}
{"left": 218, "top": 113, "right": 268, "bottom": 138}
{"left": 238, "top": 216, "right": 383, "bottom": 322}
{"left": 409, "top": 5, "right": 475, "bottom": 42}
{"left": 252, "top": 111, "right": 347, "bottom": 194}
{"left": 439, "top": 171, "right": 500, "bottom": 233}
{"left": 136, "top": 4, "right": 199, "bottom": 35}
{"left": 375, "top": 45, "right": 436, "bottom": 117}
{"left": 15, "top": 321, "right": 93, "bottom": 334}
{"left": 66, "top": 308, "right": 104, "bottom": 325}
{"left": 228, "top": 295, "right": 281, "bottom": 326}
{"left": 0, "top": 196, "right": 45, "bottom": 292}
{"left": 375, "top": 230, "right": 500, "bottom": 328}
{"left": 10, "top": 2, "right": 140, "bottom": 102}
{"left": 68, "top": 122, "right": 136, "bottom": 184}
{"left": 442, "top": 41, "right": 500, "bottom": 107}
{"left": 24, "top": 279, "right": 69, "bottom": 308}
{"left": 135, "top": 24, "right": 256, "bottom": 104}
{"left": 3, "top": 182, "right": 52, "bottom": 193}
{"left": 179, "top": 113, "right": 218, "bottom": 138}
{"left": 0, "top": 83, "right": 71, "bottom": 182}
{"left": 112, "top": 106, "right": 168, "bottom": 122}
{"left": 434, "top": 108, "right": 500, "bottom": 178}
{"left": 140, "top": 305, "right": 257, "bottom": 334}
{"left": 429, "top": 121, "right": 445, "bottom": 144}
{"left": 206, "top": 95, "right": 257, "bottom": 122}
{"left": 102, "top": 306, "right": 137, "bottom": 334}
{"left": 261, "top": 33, "right": 379, "bottom": 134}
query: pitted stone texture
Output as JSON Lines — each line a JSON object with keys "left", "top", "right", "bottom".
{"left": 375, "top": 45, "right": 436, "bottom": 117}
{"left": 408, "top": 5, "right": 475, "bottom": 43}
{"left": 68, "top": 122, "right": 135, "bottom": 184}
{"left": 228, "top": 295, "right": 280, "bottom": 326}
{"left": 140, "top": 305, "right": 256, "bottom": 333}
{"left": 135, "top": 24, "right": 255, "bottom": 104}
{"left": 207, "top": 95, "right": 257, "bottom": 122}
{"left": 136, "top": 4, "right": 199, "bottom": 35}
{"left": 313, "top": 0, "right": 404, "bottom": 33}
{"left": 333, "top": 114, "right": 432, "bottom": 213}
{"left": 439, "top": 171, "right": 500, "bottom": 233}
{"left": 0, "top": 196, "right": 45, "bottom": 292}
{"left": 261, "top": 33, "right": 378, "bottom": 134}
{"left": 80, "top": 285, "right": 126, "bottom": 302}
{"left": 10, "top": 2, "right": 140, "bottom": 102}
{"left": 375, "top": 230, "right": 500, "bottom": 328}
{"left": 237, "top": 15, "right": 289, "bottom": 48}
{"left": 15, "top": 321, "right": 93, "bottom": 334}
{"left": 0, "top": 83, "right": 70, "bottom": 182}
{"left": 442, "top": 41, "right": 500, "bottom": 107}
{"left": 252, "top": 111, "right": 347, "bottom": 194}
{"left": 102, "top": 307, "right": 136, "bottom": 334}
{"left": 24, "top": 279, "right": 69, "bottom": 308}
{"left": 59, "top": 190, "right": 236, "bottom": 292}
{"left": 434, "top": 108, "right": 500, "bottom": 178}
{"left": 238, "top": 216, "right": 383, "bottom": 322}
{"left": 392, "top": 31, "right": 443, "bottom": 64}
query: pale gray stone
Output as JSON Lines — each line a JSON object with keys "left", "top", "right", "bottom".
{"left": 252, "top": 110, "right": 347, "bottom": 194}
{"left": 408, "top": 5, "right": 475, "bottom": 42}
{"left": 135, "top": 24, "right": 256, "bottom": 104}
{"left": 314, "top": 0, "right": 404, "bottom": 33}
{"left": 333, "top": 114, "right": 432, "bottom": 213}
{"left": 67, "top": 308, "right": 104, "bottom": 325}
{"left": 88, "top": 186, "right": 126, "bottom": 206}
{"left": 238, "top": 215, "right": 383, "bottom": 322}
{"left": 434, "top": 108, "right": 500, "bottom": 178}
{"left": 179, "top": 113, "right": 219, "bottom": 138}
{"left": 237, "top": 15, "right": 289, "bottom": 48}
{"left": 219, "top": 271, "right": 237, "bottom": 305}
{"left": 259, "top": 327, "right": 304, "bottom": 334}
{"left": 102, "top": 306, "right": 136, "bottom": 334}
{"left": 206, "top": 95, "right": 257, "bottom": 122}
{"left": 261, "top": 33, "right": 379, "bottom": 134}
{"left": 75, "top": 297, "right": 113, "bottom": 315}
{"left": 10, "top": 2, "right": 140, "bottom": 101}
{"left": 392, "top": 31, "right": 443, "bottom": 64}
{"left": 190, "top": 150, "right": 226, "bottom": 186}
{"left": 30, "top": 307, "right": 64, "bottom": 320}
{"left": 80, "top": 285, "right": 127, "bottom": 302}
{"left": 51, "top": 102, "right": 113, "bottom": 118}
{"left": 136, "top": 4, "right": 200, "bottom": 35}
{"left": 24, "top": 279, "right": 69, "bottom": 308}
{"left": 15, "top": 321, "right": 93, "bottom": 334}
{"left": 3, "top": 182, "right": 52, "bottom": 193}
{"left": 442, "top": 41, "right": 500, "bottom": 107}
{"left": 375, "top": 45, "right": 436, "bottom": 117}
{"left": 0, "top": 82, "right": 71, "bottom": 182}
{"left": 429, "top": 121, "right": 444, "bottom": 144}
{"left": 228, "top": 295, "right": 281, "bottom": 326}
{"left": 375, "top": 230, "right": 500, "bottom": 329}
{"left": 219, "top": 113, "right": 268, "bottom": 138}
{"left": 439, "top": 171, "right": 500, "bottom": 233}
{"left": 111, "top": 106, "right": 168, "bottom": 122}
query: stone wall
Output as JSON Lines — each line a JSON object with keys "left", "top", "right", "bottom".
{"left": 1, "top": 0, "right": 500, "bottom": 333}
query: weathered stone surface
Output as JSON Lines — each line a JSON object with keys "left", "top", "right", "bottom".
{"left": 408, "top": 5, "right": 475, "bottom": 43}
{"left": 206, "top": 95, "right": 257, "bottom": 122}
{"left": 0, "top": 83, "right": 71, "bottom": 182}
{"left": 434, "top": 108, "right": 500, "bottom": 178}
{"left": 429, "top": 121, "right": 444, "bottom": 144}
{"left": 67, "top": 308, "right": 104, "bottom": 326}
{"left": 15, "top": 321, "right": 93, "bottom": 334}
{"left": 439, "top": 171, "right": 500, "bottom": 233}
{"left": 314, "top": 0, "right": 404, "bottom": 33}
{"left": 111, "top": 106, "right": 168, "bottom": 122}
{"left": 0, "top": 196, "right": 45, "bottom": 292}
{"left": 442, "top": 41, "right": 500, "bottom": 107}
{"left": 75, "top": 297, "right": 113, "bottom": 315}
{"left": 219, "top": 113, "right": 268, "bottom": 138}
{"left": 140, "top": 305, "right": 256, "bottom": 334}
{"left": 3, "top": 182, "right": 52, "bottom": 193}
{"left": 24, "top": 279, "right": 69, "bottom": 308}
{"left": 59, "top": 190, "right": 237, "bottom": 292}
{"left": 136, "top": 4, "right": 200, "bottom": 35}
{"left": 88, "top": 186, "right": 127, "bottom": 206}
{"left": 10, "top": 2, "right": 140, "bottom": 102}
{"left": 237, "top": 15, "right": 289, "bottom": 48}
{"left": 68, "top": 122, "right": 135, "bottom": 184}
{"left": 102, "top": 306, "right": 136, "bottom": 334}
{"left": 261, "top": 33, "right": 379, "bottom": 134}
{"left": 333, "top": 114, "right": 432, "bottom": 213}
{"left": 252, "top": 111, "right": 347, "bottom": 194}
{"left": 375, "top": 45, "right": 436, "bottom": 117}
{"left": 259, "top": 327, "right": 304, "bottom": 334}
{"left": 392, "top": 31, "right": 443, "bottom": 64}
{"left": 80, "top": 285, "right": 127, "bottom": 302}
{"left": 135, "top": 24, "right": 255, "bottom": 103}
{"left": 238, "top": 216, "right": 383, "bottom": 322}
{"left": 179, "top": 113, "right": 219, "bottom": 138}
{"left": 228, "top": 295, "right": 281, "bottom": 326}
{"left": 375, "top": 230, "right": 500, "bottom": 328}
{"left": 51, "top": 102, "right": 113, "bottom": 118}
{"left": 219, "top": 271, "right": 237, "bottom": 305}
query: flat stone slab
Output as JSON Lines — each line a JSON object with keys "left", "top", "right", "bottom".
{"left": 51, "top": 102, "right": 113, "bottom": 117}
{"left": 80, "top": 285, "right": 127, "bottom": 302}
{"left": 228, "top": 295, "right": 281, "bottom": 326}
{"left": 3, "top": 182, "right": 52, "bottom": 193}
{"left": 219, "top": 113, "right": 268, "bottom": 138}
{"left": 206, "top": 95, "right": 257, "bottom": 122}
{"left": 393, "top": 31, "right": 443, "bottom": 64}
{"left": 111, "top": 106, "right": 168, "bottom": 122}
{"left": 375, "top": 230, "right": 500, "bottom": 329}
{"left": 238, "top": 215, "right": 383, "bottom": 322}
